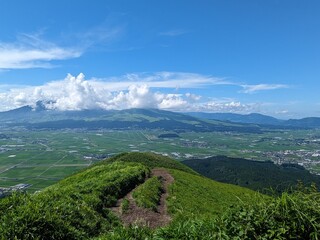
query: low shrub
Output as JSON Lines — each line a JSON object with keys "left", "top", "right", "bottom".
{"left": 121, "top": 198, "right": 130, "bottom": 214}
{"left": 155, "top": 187, "right": 320, "bottom": 240}
{"left": 132, "top": 176, "right": 163, "bottom": 211}
{"left": 220, "top": 188, "right": 320, "bottom": 239}
{"left": 0, "top": 161, "right": 149, "bottom": 239}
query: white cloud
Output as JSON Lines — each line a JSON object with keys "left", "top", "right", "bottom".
{"left": 185, "top": 93, "right": 201, "bottom": 101}
{"left": 275, "top": 110, "right": 289, "bottom": 115}
{"left": 94, "top": 72, "right": 229, "bottom": 90}
{"left": 157, "top": 94, "right": 188, "bottom": 109}
{"left": 0, "top": 73, "right": 254, "bottom": 113}
{"left": 240, "top": 84, "right": 288, "bottom": 93}
{"left": 193, "top": 100, "right": 256, "bottom": 113}
{"left": 107, "top": 84, "right": 158, "bottom": 109}
{"left": 0, "top": 23, "right": 123, "bottom": 70}
{"left": 0, "top": 34, "right": 82, "bottom": 69}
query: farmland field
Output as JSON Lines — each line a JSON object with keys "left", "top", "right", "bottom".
{"left": 0, "top": 128, "right": 320, "bottom": 192}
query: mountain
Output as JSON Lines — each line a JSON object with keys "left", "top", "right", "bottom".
{"left": 186, "top": 112, "right": 320, "bottom": 128}
{"left": 285, "top": 117, "right": 320, "bottom": 128}
{"left": 186, "top": 112, "right": 284, "bottom": 125}
{"left": 1, "top": 152, "right": 319, "bottom": 239}
{"left": 0, "top": 152, "right": 257, "bottom": 239}
{"left": 0, "top": 106, "right": 262, "bottom": 133}
{"left": 2, "top": 104, "right": 320, "bottom": 130}
{"left": 183, "top": 155, "right": 320, "bottom": 194}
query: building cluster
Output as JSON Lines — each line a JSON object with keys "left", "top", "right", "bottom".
{"left": 0, "top": 183, "right": 31, "bottom": 198}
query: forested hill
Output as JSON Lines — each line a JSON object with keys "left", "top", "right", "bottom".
{"left": 183, "top": 155, "right": 320, "bottom": 194}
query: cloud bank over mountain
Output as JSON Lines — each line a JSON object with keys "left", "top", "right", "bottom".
{"left": 0, "top": 73, "right": 257, "bottom": 113}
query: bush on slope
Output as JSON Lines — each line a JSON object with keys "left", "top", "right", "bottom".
{"left": 0, "top": 161, "right": 149, "bottom": 239}
{"left": 132, "top": 176, "right": 163, "bottom": 211}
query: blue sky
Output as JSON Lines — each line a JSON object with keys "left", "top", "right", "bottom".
{"left": 0, "top": 0, "right": 319, "bottom": 118}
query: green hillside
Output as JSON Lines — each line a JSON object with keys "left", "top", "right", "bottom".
{"left": 103, "top": 152, "right": 197, "bottom": 174}
{"left": 1, "top": 152, "right": 320, "bottom": 239}
{"left": 104, "top": 153, "right": 257, "bottom": 217}
{"left": 167, "top": 169, "right": 257, "bottom": 218}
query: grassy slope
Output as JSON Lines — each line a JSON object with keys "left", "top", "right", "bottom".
{"left": 0, "top": 152, "right": 260, "bottom": 239}
{"left": 0, "top": 161, "right": 149, "bottom": 239}
{"left": 103, "top": 152, "right": 197, "bottom": 174}
{"left": 105, "top": 153, "right": 259, "bottom": 217}
{"left": 93, "top": 153, "right": 262, "bottom": 240}
{"left": 167, "top": 169, "right": 260, "bottom": 218}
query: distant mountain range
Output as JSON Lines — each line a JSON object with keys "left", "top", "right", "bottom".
{"left": 0, "top": 103, "right": 319, "bottom": 131}
{"left": 186, "top": 112, "right": 283, "bottom": 125}
{"left": 186, "top": 112, "right": 320, "bottom": 128}
{"left": 0, "top": 104, "right": 261, "bottom": 133}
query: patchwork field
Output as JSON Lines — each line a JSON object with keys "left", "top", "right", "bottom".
{"left": 0, "top": 128, "right": 320, "bottom": 192}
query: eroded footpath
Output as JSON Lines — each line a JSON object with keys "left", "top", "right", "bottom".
{"left": 110, "top": 168, "right": 174, "bottom": 228}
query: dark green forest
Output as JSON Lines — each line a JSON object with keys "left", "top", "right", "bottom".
{"left": 183, "top": 155, "right": 320, "bottom": 194}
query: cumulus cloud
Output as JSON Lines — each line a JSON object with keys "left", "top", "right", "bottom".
{"left": 157, "top": 94, "right": 188, "bottom": 109}
{"left": 0, "top": 73, "right": 189, "bottom": 111}
{"left": 0, "top": 73, "right": 259, "bottom": 113}
{"left": 240, "top": 84, "right": 288, "bottom": 93}
{"left": 185, "top": 93, "right": 201, "bottom": 101}
{"left": 0, "top": 34, "right": 82, "bottom": 69}
{"left": 108, "top": 84, "right": 158, "bottom": 109}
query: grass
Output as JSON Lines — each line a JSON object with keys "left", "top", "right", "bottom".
{"left": 167, "top": 169, "right": 262, "bottom": 218}
{"left": 215, "top": 186, "right": 320, "bottom": 239}
{"left": 104, "top": 152, "right": 197, "bottom": 174}
{"left": 132, "top": 176, "right": 163, "bottom": 211}
{"left": 120, "top": 198, "right": 130, "bottom": 214}
{"left": 2, "top": 151, "right": 318, "bottom": 239}
{"left": 96, "top": 187, "right": 320, "bottom": 240}
{"left": 93, "top": 225, "right": 153, "bottom": 240}
{"left": 105, "top": 153, "right": 261, "bottom": 218}
{"left": 0, "top": 161, "right": 150, "bottom": 239}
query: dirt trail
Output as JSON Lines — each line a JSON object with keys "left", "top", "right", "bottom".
{"left": 110, "top": 168, "right": 174, "bottom": 229}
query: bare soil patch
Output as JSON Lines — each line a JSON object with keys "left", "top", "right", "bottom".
{"left": 110, "top": 168, "right": 174, "bottom": 229}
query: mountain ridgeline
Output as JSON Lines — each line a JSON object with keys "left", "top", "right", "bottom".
{"left": 1, "top": 104, "right": 320, "bottom": 131}
{"left": 186, "top": 112, "right": 283, "bottom": 125}
{"left": 0, "top": 105, "right": 262, "bottom": 133}
{"left": 1, "top": 152, "right": 320, "bottom": 239}
{"left": 186, "top": 112, "right": 320, "bottom": 128}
